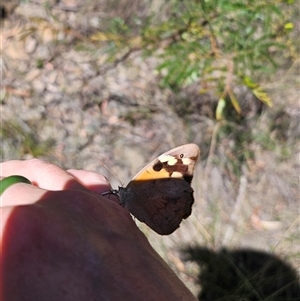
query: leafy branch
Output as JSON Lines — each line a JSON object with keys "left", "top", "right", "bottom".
{"left": 90, "top": 0, "right": 296, "bottom": 119}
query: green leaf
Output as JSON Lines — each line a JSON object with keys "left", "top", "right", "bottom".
{"left": 240, "top": 76, "right": 273, "bottom": 107}
{"left": 252, "top": 87, "right": 273, "bottom": 107}
{"left": 216, "top": 98, "right": 226, "bottom": 121}
{"left": 228, "top": 90, "right": 242, "bottom": 115}
{"left": 284, "top": 22, "right": 294, "bottom": 30}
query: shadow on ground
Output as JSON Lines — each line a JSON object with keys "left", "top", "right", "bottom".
{"left": 184, "top": 246, "right": 300, "bottom": 301}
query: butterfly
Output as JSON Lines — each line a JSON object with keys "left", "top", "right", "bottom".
{"left": 111, "top": 144, "right": 200, "bottom": 235}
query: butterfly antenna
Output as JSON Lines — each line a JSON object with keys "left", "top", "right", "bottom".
{"left": 100, "top": 164, "right": 122, "bottom": 200}
{"left": 101, "top": 163, "right": 123, "bottom": 188}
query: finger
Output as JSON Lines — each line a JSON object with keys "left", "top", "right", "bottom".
{"left": 1, "top": 206, "right": 14, "bottom": 240}
{"left": 0, "top": 182, "right": 47, "bottom": 207}
{"left": 67, "top": 170, "right": 119, "bottom": 203}
{"left": 0, "top": 159, "right": 86, "bottom": 191}
{"left": 66, "top": 169, "right": 112, "bottom": 194}
{"left": 0, "top": 175, "right": 31, "bottom": 195}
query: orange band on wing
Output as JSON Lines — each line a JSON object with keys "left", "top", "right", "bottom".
{"left": 133, "top": 168, "right": 172, "bottom": 181}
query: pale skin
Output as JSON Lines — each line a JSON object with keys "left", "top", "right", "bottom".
{"left": 0, "top": 159, "right": 197, "bottom": 301}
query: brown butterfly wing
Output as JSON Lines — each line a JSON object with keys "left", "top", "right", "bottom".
{"left": 119, "top": 144, "right": 199, "bottom": 235}
{"left": 119, "top": 178, "right": 194, "bottom": 235}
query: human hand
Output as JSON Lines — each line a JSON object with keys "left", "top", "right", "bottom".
{"left": 0, "top": 159, "right": 197, "bottom": 301}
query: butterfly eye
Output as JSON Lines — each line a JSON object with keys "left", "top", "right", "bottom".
{"left": 180, "top": 154, "right": 184, "bottom": 158}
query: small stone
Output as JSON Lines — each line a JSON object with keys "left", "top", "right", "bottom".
{"left": 89, "top": 17, "right": 100, "bottom": 28}
{"left": 32, "top": 79, "right": 46, "bottom": 92}
{"left": 56, "top": 31, "right": 66, "bottom": 41}
{"left": 42, "top": 27, "right": 55, "bottom": 44}
{"left": 47, "top": 71, "right": 58, "bottom": 84}
{"left": 36, "top": 45, "right": 50, "bottom": 60}
{"left": 46, "top": 83, "right": 60, "bottom": 93}
{"left": 25, "top": 69, "right": 41, "bottom": 82}
{"left": 25, "top": 36, "right": 37, "bottom": 54}
{"left": 5, "top": 40, "right": 29, "bottom": 60}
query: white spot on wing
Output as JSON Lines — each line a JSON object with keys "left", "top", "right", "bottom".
{"left": 171, "top": 171, "right": 183, "bottom": 178}
{"left": 182, "top": 158, "right": 192, "bottom": 165}
{"left": 158, "top": 155, "right": 178, "bottom": 165}
{"left": 158, "top": 154, "right": 173, "bottom": 162}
